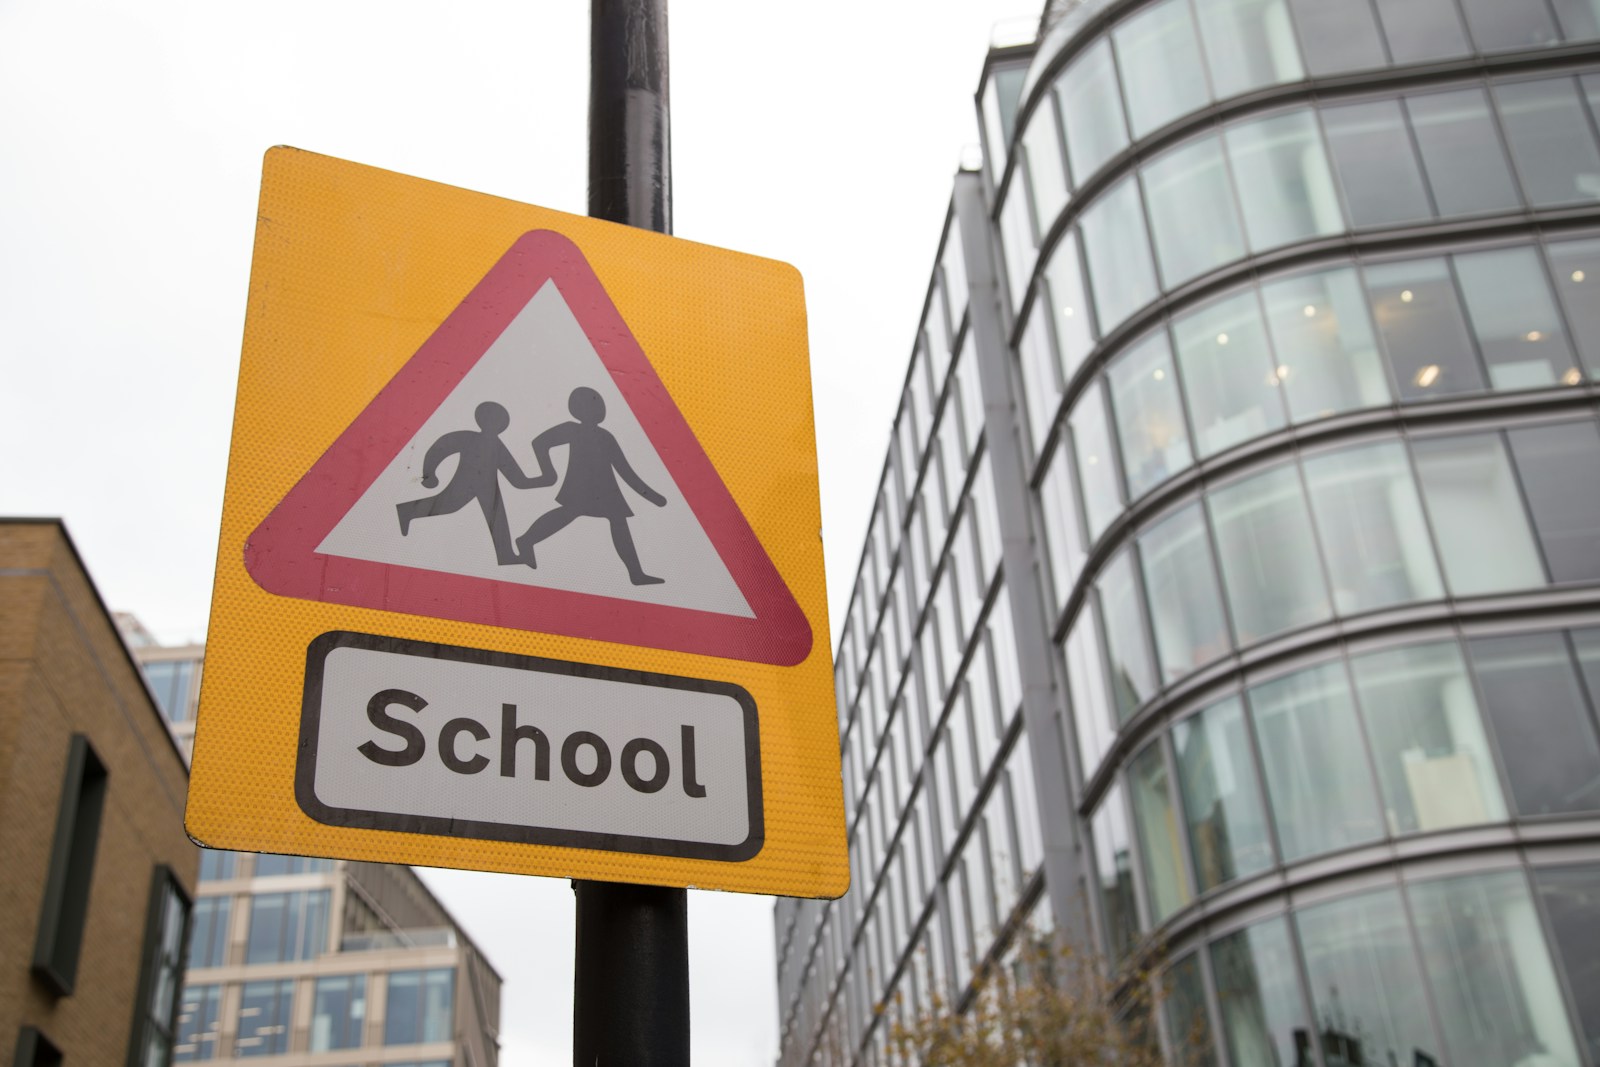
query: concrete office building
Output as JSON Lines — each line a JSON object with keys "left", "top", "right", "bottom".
{"left": 121, "top": 629, "right": 503, "bottom": 1067}
{"left": 1, "top": 520, "right": 197, "bottom": 1066}
{"left": 776, "top": 1, "right": 1600, "bottom": 1063}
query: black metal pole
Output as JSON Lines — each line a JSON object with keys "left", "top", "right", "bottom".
{"left": 588, "top": 0, "right": 671, "bottom": 235}
{"left": 575, "top": 3, "right": 688, "bottom": 1065}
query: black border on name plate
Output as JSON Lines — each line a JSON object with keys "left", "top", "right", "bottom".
{"left": 295, "top": 630, "right": 764, "bottom": 863}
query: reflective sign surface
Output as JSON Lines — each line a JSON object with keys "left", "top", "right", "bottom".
{"left": 188, "top": 148, "right": 847, "bottom": 898}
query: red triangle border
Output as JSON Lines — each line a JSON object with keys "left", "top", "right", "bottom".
{"left": 243, "top": 230, "right": 813, "bottom": 667}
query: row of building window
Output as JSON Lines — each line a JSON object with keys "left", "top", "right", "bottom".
{"left": 198, "top": 850, "right": 335, "bottom": 881}
{"left": 1036, "top": 236, "right": 1600, "bottom": 552}
{"left": 784, "top": 218, "right": 980, "bottom": 1050}
{"left": 188, "top": 889, "right": 331, "bottom": 968}
{"left": 843, "top": 343, "right": 991, "bottom": 711}
{"left": 782, "top": 744, "right": 1051, "bottom": 1067}
{"left": 1059, "top": 411, "right": 1600, "bottom": 778}
{"left": 1005, "top": 68, "right": 1600, "bottom": 369}
{"left": 787, "top": 508, "right": 1056, "bottom": 1063}
{"left": 1091, "top": 625, "right": 1600, "bottom": 953}
{"left": 817, "top": 588, "right": 1035, "bottom": 1033}
{"left": 174, "top": 968, "right": 453, "bottom": 1061}
{"left": 1153, "top": 863, "right": 1599, "bottom": 1067}
{"left": 1001, "top": 0, "right": 1600, "bottom": 212}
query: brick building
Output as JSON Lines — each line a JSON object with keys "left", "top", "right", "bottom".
{"left": 1, "top": 518, "right": 198, "bottom": 1065}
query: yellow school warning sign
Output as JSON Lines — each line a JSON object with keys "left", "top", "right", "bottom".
{"left": 188, "top": 147, "right": 848, "bottom": 898}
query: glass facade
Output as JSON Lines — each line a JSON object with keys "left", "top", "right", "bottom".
{"left": 778, "top": 8, "right": 1600, "bottom": 1066}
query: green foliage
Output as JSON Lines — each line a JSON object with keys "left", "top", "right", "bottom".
{"left": 886, "top": 933, "right": 1179, "bottom": 1067}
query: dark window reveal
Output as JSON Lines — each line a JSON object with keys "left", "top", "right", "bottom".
{"left": 32, "top": 733, "right": 109, "bottom": 996}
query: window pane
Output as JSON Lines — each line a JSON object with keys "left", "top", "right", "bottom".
{"left": 1140, "top": 502, "right": 1230, "bottom": 684}
{"left": 1210, "top": 918, "right": 1309, "bottom": 1067}
{"left": 1115, "top": 0, "right": 1211, "bottom": 139}
{"left": 1296, "top": 888, "right": 1443, "bottom": 1066}
{"left": 1508, "top": 420, "right": 1600, "bottom": 582}
{"left": 984, "top": 65, "right": 1028, "bottom": 183}
{"left": 1023, "top": 105, "right": 1068, "bottom": 237}
{"left": 1410, "top": 870, "right": 1581, "bottom": 1067}
{"left": 1173, "top": 290, "right": 1288, "bottom": 458}
{"left": 1144, "top": 134, "right": 1247, "bottom": 287}
{"left": 311, "top": 975, "right": 367, "bottom": 1052}
{"left": 296, "top": 889, "right": 330, "bottom": 960}
{"left": 1066, "top": 610, "right": 1115, "bottom": 777}
{"left": 1460, "top": 0, "right": 1561, "bottom": 50}
{"left": 1040, "top": 443, "right": 1087, "bottom": 606}
{"left": 1056, "top": 38, "right": 1129, "bottom": 184}
{"left": 421, "top": 969, "right": 454, "bottom": 1042}
{"left": 1209, "top": 464, "right": 1331, "bottom": 643}
{"left": 1412, "top": 433, "right": 1545, "bottom": 595}
{"left": 1018, "top": 301, "right": 1061, "bottom": 458}
{"left": 1081, "top": 176, "right": 1160, "bottom": 331}
{"left": 1195, "top": 0, "right": 1304, "bottom": 97}
{"left": 1044, "top": 230, "right": 1095, "bottom": 385}
{"left": 1323, "top": 100, "right": 1433, "bottom": 226}
{"left": 1579, "top": 627, "right": 1600, "bottom": 701}
{"left": 999, "top": 185, "right": 1036, "bottom": 312}
{"left": 174, "top": 985, "right": 221, "bottom": 1062}
{"left": 245, "top": 894, "right": 286, "bottom": 965}
{"left": 1350, "top": 641, "right": 1506, "bottom": 834}
{"left": 1263, "top": 266, "right": 1392, "bottom": 420}
{"left": 384, "top": 968, "right": 455, "bottom": 1046}
{"left": 1554, "top": 0, "right": 1600, "bottom": 39}
{"left": 197, "top": 850, "right": 235, "bottom": 882}
{"left": 1108, "top": 331, "right": 1193, "bottom": 500}
{"left": 1545, "top": 238, "right": 1600, "bottom": 379}
{"left": 1303, "top": 440, "right": 1443, "bottom": 614}
{"left": 1249, "top": 660, "right": 1383, "bottom": 860}
{"left": 1071, "top": 381, "right": 1122, "bottom": 543}
{"left": 1173, "top": 695, "right": 1273, "bottom": 890}
{"left": 1225, "top": 109, "right": 1344, "bottom": 252}
{"left": 1286, "top": 0, "right": 1387, "bottom": 74}
{"left": 1093, "top": 783, "right": 1140, "bottom": 960}
{"left": 1374, "top": 0, "right": 1473, "bottom": 62}
{"left": 385, "top": 971, "right": 422, "bottom": 1046}
{"left": 1495, "top": 77, "right": 1600, "bottom": 207}
{"left": 1534, "top": 865, "right": 1600, "bottom": 1063}
{"left": 1455, "top": 246, "right": 1578, "bottom": 390}
{"left": 1365, "top": 257, "right": 1485, "bottom": 399}
{"left": 1407, "top": 88, "right": 1523, "bottom": 216}
{"left": 1470, "top": 632, "right": 1600, "bottom": 816}
{"left": 1129, "top": 741, "right": 1192, "bottom": 923}
{"left": 1163, "top": 952, "right": 1217, "bottom": 1065}
{"left": 236, "top": 980, "right": 293, "bottom": 1057}
{"left": 1099, "top": 549, "right": 1157, "bottom": 723}
{"left": 186, "top": 897, "right": 230, "bottom": 969}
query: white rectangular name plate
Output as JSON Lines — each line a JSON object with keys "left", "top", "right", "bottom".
{"left": 296, "top": 632, "right": 763, "bottom": 861}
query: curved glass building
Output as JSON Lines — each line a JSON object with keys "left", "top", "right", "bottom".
{"left": 776, "top": 2, "right": 1600, "bottom": 1064}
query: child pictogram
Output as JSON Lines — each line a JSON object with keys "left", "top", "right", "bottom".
{"left": 515, "top": 387, "right": 669, "bottom": 585}
{"left": 396, "top": 401, "right": 547, "bottom": 565}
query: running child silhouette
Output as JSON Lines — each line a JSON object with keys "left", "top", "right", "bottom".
{"left": 395, "top": 400, "right": 546, "bottom": 565}
{"left": 515, "top": 386, "right": 669, "bottom": 585}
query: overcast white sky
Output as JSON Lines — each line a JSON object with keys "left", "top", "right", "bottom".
{"left": 0, "top": 1, "right": 1033, "bottom": 1062}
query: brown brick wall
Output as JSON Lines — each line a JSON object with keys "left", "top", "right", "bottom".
{"left": 0, "top": 521, "right": 198, "bottom": 1063}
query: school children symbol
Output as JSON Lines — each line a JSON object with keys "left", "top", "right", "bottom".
{"left": 244, "top": 229, "right": 813, "bottom": 666}
{"left": 396, "top": 389, "right": 669, "bottom": 586}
